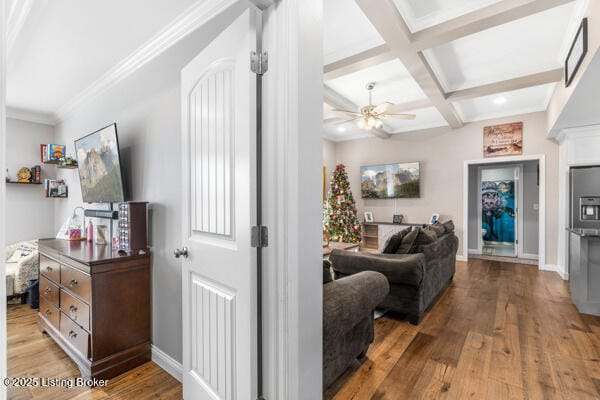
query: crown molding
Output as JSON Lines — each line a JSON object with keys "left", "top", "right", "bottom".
{"left": 555, "top": 124, "right": 600, "bottom": 144}
{"left": 6, "top": 107, "right": 56, "bottom": 126}
{"left": 54, "top": 0, "right": 238, "bottom": 123}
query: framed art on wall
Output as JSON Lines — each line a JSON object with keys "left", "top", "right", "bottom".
{"left": 565, "top": 18, "right": 588, "bottom": 87}
{"left": 483, "top": 122, "right": 523, "bottom": 158}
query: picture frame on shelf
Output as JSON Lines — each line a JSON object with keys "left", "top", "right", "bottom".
{"left": 364, "top": 211, "right": 374, "bottom": 223}
{"left": 429, "top": 213, "right": 440, "bottom": 225}
{"left": 392, "top": 214, "right": 403, "bottom": 224}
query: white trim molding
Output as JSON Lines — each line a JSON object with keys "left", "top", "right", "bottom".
{"left": 6, "top": 106, "right": 55, "bottom": 125}
{"left": 540, "top": 264, "right": 569, "bottom": 280}
{"left": 463, "top": 154, "right": 547, "bottom": 271}
{"left": 151, "top": 345, "right": 182, "bottom": 383}
{"left": 456, "top": 255, "right": 468, "bottom": 262}
{"left": 54, "top": 0, "right": 239, "bottom": 123}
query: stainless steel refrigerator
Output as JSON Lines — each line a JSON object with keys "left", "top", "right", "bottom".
{"left": 570, "top": 166, "right": 600, "bottom": 229}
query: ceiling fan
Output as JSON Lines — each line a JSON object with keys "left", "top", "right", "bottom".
{"left": 332, "top": 82, "right": 416, "bottom": 130}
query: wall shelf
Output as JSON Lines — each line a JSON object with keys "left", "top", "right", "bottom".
{"left": 6, "top": 181, "right": 42, "bottom": 185}
{"left": 43, "top": 160, "right": 78, "bottom": 169}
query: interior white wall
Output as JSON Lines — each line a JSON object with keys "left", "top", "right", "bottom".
{"left": 1, "top": 0, "right": 8, "bottom": 393}
{"left": 334, "top": 111, "right": 559, "bottom": 264}
{"left": 49, "top": 4, "right": 246, "bottom": 365}
{"left": 5, "top": 118, "right": 55, "bottom": 244}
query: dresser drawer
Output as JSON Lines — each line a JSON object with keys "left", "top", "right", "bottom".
{"left": 40, "top": 296, "right": 60, "bottom": 330}
{"left": 60, "top": 290, "right": 90, "bottom": 331}
{"left": 40, "top": 255, "right": 60, "bottom": 283}
{"left": 60, "top": 313, "right": 90, "bottom": 359}
{"left": 39, "top": 276, "right": 59, "bottom": 307}
{"left": 60, "top": 265, "right": 91, "bottom": 303}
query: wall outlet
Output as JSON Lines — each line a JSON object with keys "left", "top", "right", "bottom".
{"left": 533, "top": 203, "right": 539, "bottom": 211}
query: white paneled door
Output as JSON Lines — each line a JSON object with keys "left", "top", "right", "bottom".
{"left": 180, "top": 8, "right": 257, "bottom": 400}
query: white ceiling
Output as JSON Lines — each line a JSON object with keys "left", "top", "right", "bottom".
{"left": 323, "top": 0, "right": 384, "bottom": 65}
{"left": 7, "top": 0, "right": 196, "bottom": 116}
{"left": 393, "top": 0, "right": 503, "bottom": 32}
{"left": 323, "top": 0, "right": 581, "bottom": 141}
{"left": 423, "top": 3, "right": 576, "bottom": 92}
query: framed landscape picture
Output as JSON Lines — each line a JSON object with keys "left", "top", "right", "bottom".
{"left": 360, "top": 162, "right": 420, "bottom": 199}
{"left": 483, "top": 122, "right": 523, "bottom": 158}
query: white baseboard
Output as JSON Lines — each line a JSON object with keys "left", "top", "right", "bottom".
{"left": 521, "top": 253, "right": 539, "bottom": 260}
{"left": 456, "top": 255, "right": 468, "bottom": 262}
{"left": 467, "top": 248, "right": 480, "bottom": 255}
{"left": 540, "top": 264, "right": 569, "bottom": 280}
{"left": 151, "top": 345, "right": 182, "bottom": 382}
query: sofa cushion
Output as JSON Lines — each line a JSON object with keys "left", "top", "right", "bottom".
{"left": 382, "top": 227, "right": 412, "bottom": 254}
{"left": 323, "top": 260, "right": 333, "bottom": 284}
{"left": 430, "top": 221, "right": 446, "bottom": 236}
{"left": 330, "top": 249, "right": 426, "bottom": 286}
{"left": 396, "top": 228, "right": 419, "bottom": 254}
{"left": 443, "top": 220, "right": 455, "bottom": 233}
{"left": 409, "top": 228, "right": 437, "bottom": 253}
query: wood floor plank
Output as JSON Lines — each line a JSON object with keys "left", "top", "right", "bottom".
{"left": 445, "top": 331, "right": 493, "bottom": 399}
{"left": 6, "top": 304, "right": 182, "bottom": 400}
{"left": 485, "top": 378, "right": 525, "bottom": 400}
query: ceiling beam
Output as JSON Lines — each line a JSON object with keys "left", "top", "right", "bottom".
{"left": 323, "top": 85, "right": 391, "bottom": 139}
{"left": 324, "top": 0, "right": 574, "bottom": 81}
{"left": 324, "top": 44, "right": 395, "bottom": 81}
{"left": 446, "top": 68, "right": 563, "bottom": 102}
{"left": 412, "top": 0, "right": 575, "bottom": 51}
{"left": 356, "top": 0, "right": 463, "bottom": 128}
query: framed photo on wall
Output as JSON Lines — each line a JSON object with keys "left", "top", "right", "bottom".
{"left": 483, "top": 122, "right": 523, "bottom": 158}
{"left": 565, "top": 18, "right": 588, "bottom": 87}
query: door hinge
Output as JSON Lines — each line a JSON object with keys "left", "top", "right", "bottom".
{"left": 251, "top": 51, "right": 268, "bottom": 75}
{"left": 251, "top": 225, "right": 269, "bottom": 248}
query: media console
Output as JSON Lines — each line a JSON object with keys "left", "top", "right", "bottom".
{"left": 37, "top": 239, "right": 151, "bottom": 381}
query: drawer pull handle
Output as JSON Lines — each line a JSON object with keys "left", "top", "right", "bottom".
{"left": 69, "top": 279, "right": 78, "bottom": 287}
{"left": 69, "top": 305, "right": 78, "bottom": 313}
{"left": 45, "top": 266, "right": 53, "bottom": 272}
{"left": 45, "top": 309, "right": 51, "bottom": 316}
{"left": 44, "top": 287, "right": 52, "bottom": 293}
{"left": 68, "top": 330, "right": 77, "bottom": 339}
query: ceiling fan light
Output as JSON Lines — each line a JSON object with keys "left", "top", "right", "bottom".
{"left": 367, "top": 117, "right": 377, "bottom": 128}
{"left": 357, "top": 119, "right": 367, "bottom": 129}
{"left": 375, "top": 119, "right": 383, "bottom": 128}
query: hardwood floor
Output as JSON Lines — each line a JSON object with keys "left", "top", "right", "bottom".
{"left": 6, "top": 304, "right": 182, "bottom": 400}
{"left": 325, "top": 259, "right": 600, "bottom": 400}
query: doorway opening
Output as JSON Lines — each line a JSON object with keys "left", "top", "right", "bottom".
{"left": 464, "top": 156, "right": 545, "bottom": 266}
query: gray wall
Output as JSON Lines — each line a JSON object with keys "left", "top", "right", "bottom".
{"left": 467, "top": 160, "right": 539, "bottom": 256}
{"left": 333, "top": 111, "right": 558, "bottom": 262}
{"left": 51, "top": 5, "right": 245, "bottom": 364}
{"left": 5, "top": 118, "right": 55, "bottom": 244}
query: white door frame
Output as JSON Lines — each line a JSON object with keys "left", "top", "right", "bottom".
{"left": 1, "top": 0, "right": 8, "bottom": 398}
{"left": 476, "top": 164, "right": 524, "bottom": 258}
{"left": 463, "top": 154, "right": 546, "bottom": 269}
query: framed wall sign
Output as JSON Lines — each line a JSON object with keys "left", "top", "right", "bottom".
{"left": 483, "top": 122, "right": 523, "bottom": 158}
{"left": 565, "top": 18, "right": 588, "bottom": 87}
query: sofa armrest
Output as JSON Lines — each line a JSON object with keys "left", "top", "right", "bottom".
{"left": 323, "top": 271, "right": 389, "bottom": 343}
{"left": 330, "top": 249, "right": 426, "bottom": 286}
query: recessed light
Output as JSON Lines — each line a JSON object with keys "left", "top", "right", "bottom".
{"left": 337, "top": 126, "right": 346, "bottom": 132}
{"left": 494, "top": 96, "right": 507, "bottom": 105}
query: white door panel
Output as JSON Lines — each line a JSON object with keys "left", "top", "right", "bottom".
{"left": 181, "top": 7, "right": 257, "bottom": 400}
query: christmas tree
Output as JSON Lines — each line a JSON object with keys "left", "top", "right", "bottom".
{"left": 323, "top": 164, "right": 362, "bottom": 243}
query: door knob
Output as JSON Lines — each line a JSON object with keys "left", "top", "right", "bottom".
{"left": 174, "top": 247, "right": 189, "bottom": 259}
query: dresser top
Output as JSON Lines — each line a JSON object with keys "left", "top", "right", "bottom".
{"left": 38, "top": 238, "right": 150, "bottom": 265}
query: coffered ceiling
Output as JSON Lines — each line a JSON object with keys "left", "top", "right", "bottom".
{"left": 324, "top": 0, "right": 586, "bottom": 141}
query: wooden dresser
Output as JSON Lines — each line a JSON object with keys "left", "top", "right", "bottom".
{"left": 37, "top": 239, "right": 151, "bottom": 380}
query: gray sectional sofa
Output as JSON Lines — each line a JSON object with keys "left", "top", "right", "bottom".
{"left": 322, "top": 265, "right": 388, "bottom": 389}
{"left": 330, "top": 221, "right": 458, "bottom": 324}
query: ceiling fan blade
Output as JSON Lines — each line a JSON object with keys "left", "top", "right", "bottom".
{"left": 333, "top": 117, "right": 361, "bottom": 126}
{"left": 331, "top": 108, "right": 362, "bottom": 116}
{"left": 381, "top": 113, "right": 416, "bottom": 120}
{"left": 373, "top": 101, "right": 394, "bottom": 114}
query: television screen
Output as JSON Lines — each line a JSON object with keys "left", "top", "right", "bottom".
{"left": 360, "top": 162, "right": 420, "bottom": 199}
{"left": 74, "top": 123, "right": 126, "bottom": 203}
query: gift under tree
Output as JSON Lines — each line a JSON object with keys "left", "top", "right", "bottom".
{"left": 323, "top": 164, "right": 362, "bottom": 243}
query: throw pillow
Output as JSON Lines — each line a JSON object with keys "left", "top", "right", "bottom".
{"left": 443, "top": 220, "right": 455, "bottom": 233}
{"left": 396, "top": 228, "right": 419, "bottom": 254}
{"left": 410, "top": 228, "right": 437, "bottom": 253}
{"left": 381, "top": 226, "right": 412, "bottom": 254}
{"left": 323, "top": 260, "right": 333, "bottom": 284}
{"left": 431, "top": 221, "right": 446, "bottom": 236}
